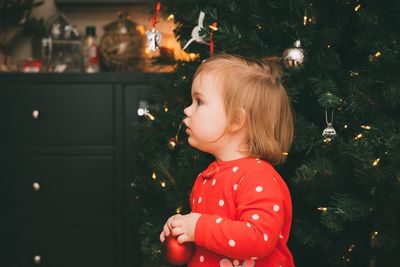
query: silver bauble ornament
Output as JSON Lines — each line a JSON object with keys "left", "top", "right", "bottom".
{"left": 322, "top": 123, "right": 337, "bottom": 143}
{"left": 282, "top": 40, "right": 305, "bottom": 68}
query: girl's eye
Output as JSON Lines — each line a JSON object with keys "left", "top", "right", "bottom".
{"left": 196, "top": 98, "right": 203, "bottom": 106}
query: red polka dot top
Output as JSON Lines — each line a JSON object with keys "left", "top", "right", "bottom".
{"left": 189, "top": 157, "right": 295, "bottom": 267}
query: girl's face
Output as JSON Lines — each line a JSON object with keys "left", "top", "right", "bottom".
{"left": 183, "top": 73, "right": 228, "bottom": 154}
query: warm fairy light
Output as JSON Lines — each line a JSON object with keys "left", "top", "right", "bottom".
{"left": 189, "top": 53, "right": 200, "bottom": 61}
{"left": 349, "top": 70, "right": 359, "bottom": 76}
{"left": 369, "top": 51, "right": 381, "bottom": 61}
{"left": 164, "top": 104, "right": 169, "bottom": 112}
{"left": 348, "top": 244, "right": 355, "bottom": 252}
{"left": 168, "top": 139, "right": 177, "bottom": 149}
{"left": 152, "top": 172, "right": 157, "bottom": 180}
{"left": 282, "top": 152, "right": 289, "bottom": 156}
{"left": 317, "top": 207, "right": 328, "bottom": 212}
{"left": 355, "top": 4, "right": 361, "bottom": 12}
{"left": 256, "top": 24, "right": 262, "bottom": 29}
{"left": 303, "top": 15, "right": 308, "bottom": 25}
{"left": 161, "top": 181, "right": 166, "bottom": 188}
{"left": 209, "top": 24, "right": 218, "bottom": 31}
{"left": 327, "top": 44, "right": 331, "bottom": 48}
{"left": 344, "top": 124, "right": 348, "bottom": 128}
{"left": 372, "top": 158, "right": 380, "bottom": 166}
{"left": 371, "top": 231, "right": 378, "bottom": 239}
{"left": 361, "top": 125, "right": 371, "bottom": 130}
{"left": 146, "top": 112, "right": 155, "bottom": 121}
{"left": 176, "top": 206, "right": 183, "bottom": 214}
{"left": 354, "top": 133, "right": 363, "bottom": 140}
{"left": 136, "top": 25, "right": 146, "bottom": 35}
{"left": 182, "top": 76, "right": 187, "bottom": 80}
{"left": 167, "top": 14, "right": 174, "bottom": 21}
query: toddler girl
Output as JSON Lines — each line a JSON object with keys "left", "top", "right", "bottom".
{"left": 160, "top": 54, "right": 295, "bottom": 267}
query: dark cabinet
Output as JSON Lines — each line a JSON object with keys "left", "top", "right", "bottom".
{"left": 0, "top": 73, "right": 158, "bottom": 267}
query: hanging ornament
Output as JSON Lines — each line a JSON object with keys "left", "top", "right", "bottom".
{"left": 146, "top": 1, "right": 162, "bottom": 52}
{"left": 162, "top": 235, "right": 195, "bottom": 265}
{"left": 282, "top": 40, "right": 305, "bottom": 68}
{"left": 182, "top": 11, "right": 207, "bottom": 50}
{"left": 209, "top": 22, "right": 218, "bottom": 56}
{"left": 168, "top": 137, "right": 177, "bottom": 150}
{"left": 322, "top": 109, "right": 337, "bottom": 143}
{"left": 167, "top": 118, "right": 185, "bottom": 150}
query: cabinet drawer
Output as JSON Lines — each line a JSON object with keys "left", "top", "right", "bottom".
{"left": 0, "top": 156, "right": 115, "bottom": 218}
{"left": 0, "top": 84, "right": 113, "bottom": 146}
{"left": 1, "top": 227, "right": 115, "bottom": 267}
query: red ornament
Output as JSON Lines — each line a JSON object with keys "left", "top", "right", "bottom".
{"left": 162, "top": 235, "right": 195, "bottom": 265}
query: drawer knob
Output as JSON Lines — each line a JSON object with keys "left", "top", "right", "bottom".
{"left": 33, "top": 182, "right": 41, "bottom": 192}
{"left": 33, "top": 255, "right": 41, "bottom": 264}
{"left": 32, "top": 110, "right": 40, "bottom": 119}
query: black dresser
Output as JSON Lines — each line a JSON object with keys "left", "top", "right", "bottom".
{"left": 0, "top": 73, "right": 159, "bottom": 267}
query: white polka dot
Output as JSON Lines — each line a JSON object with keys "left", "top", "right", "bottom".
{"left": 273, "top": 177, "right": 277, "bottom": 183}
{"left": 199, "top": 255, "right": 204, "bottom": 262}
{"left": 233, "top": 259, "right": 240, "bottom": 266}
{"left": 251, "top": 257, "right": 258, "bottom": 260}
{"left": 252, "top": 214, "right": 260, "bottom": 220}
{"left": 229, "top": 239, "right": 236, "bottom": 247}
{"left": 233, "top": 184, "right": 238, "bottom": 191}
{"left": 203, "top": 179, "right": 207, "bottom": 185}
{"left": 279, "top": 234, "right": 284, "bottom": 239}
{"left": 255, "top": 186, "right": 263, "bottom": 192}
{"left": 212, "top": 179, "right": 216, "bottom": 186}
{"left": 198, "top": 197, "right": 202, "bottom": 203}
{"left": 263, "top": 233, "right": 269, "bottom": 241}
{"left": 232, "top": 166, "right": 239, "bottom": 173}
{"left": 219, "top": 199, "right": 224, "bottom": 207}
{"left": 273, "top": 204, "right": 280, "bottom": 212}
{"left": 246, "top": 222, "right": 252, "bottom": 227}
{"left": 216, "top": 218, "right": 222, "bottom": 224}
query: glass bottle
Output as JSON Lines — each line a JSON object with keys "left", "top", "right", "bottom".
{"left": 83, "top": 26, "right": 100, "bottom": 73}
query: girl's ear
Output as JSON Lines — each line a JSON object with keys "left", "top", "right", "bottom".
{"left": 229, "top": 108, "right": 246, "bottom": 132}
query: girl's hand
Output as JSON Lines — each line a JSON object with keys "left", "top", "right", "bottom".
{"left": 170, "top": 212, "right": 201, "bottom": 244}
{"left": 160, "top": 214, "right": 183, "bottom": 242}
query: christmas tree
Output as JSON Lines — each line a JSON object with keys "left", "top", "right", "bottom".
{"left": 131, "top": 1, "right": 400, "bottom": 266}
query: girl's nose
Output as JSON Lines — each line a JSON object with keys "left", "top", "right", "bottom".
{"left": 184, "top": 105, "right": 191, "bottom": 117}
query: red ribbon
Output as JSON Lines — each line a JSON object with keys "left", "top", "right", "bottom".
{"left": 151, "top": 1, "right": 161, "bottom": 28}
{"left": 209, "top": 22, "right": 217, "bottom": 56}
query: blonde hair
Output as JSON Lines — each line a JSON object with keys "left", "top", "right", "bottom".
{"left": 193, "top": 54, "right": 294, "bottom": 166}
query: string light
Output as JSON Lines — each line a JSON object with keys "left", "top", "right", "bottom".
{"left": 355, "top": 4, "right": 361, "bottom": 12}
{"left": 369, "top": 51, "right": 381, "bottom": 61}
{"left": 176, "top": 206, "right": 183, "bottom": 214}
{"left": 256, "top": 24, "right": 262, "bottom": 29}
{"left": 146, "top": 112, "right": 155, "bottom": 121}
{"left": 361, "top": 125, "right": 371, "bottom": 130}
{"left": 161, "top": 181, "right": 166, "bottom": 188}
{"left": 348, "top": 244, "right": 355, "bottom": 252}
{"left": 303, "top": 15, "right": 308, "bottom": 25}
{"left": 282, "top": 152, "right": 289, "bottom": 156}
{"left": 167, "top": 14, "right": 174, "bottom": 21}
{"left": 344, "top": 124, "right": 348, "bottom": 128}
{"left": 209, "top": 24, "right": 218, "bottom": 31}
{"left": 327, "top": 44, "right": 331, "bottom": 48}
{"left": 152, "top": 172, "right": 157, "bottom": 180}
{"left": 164, "top": 103, "right": 169, "bottom": 112}
{"left": 349, "top": 70, "right": 359, "bottom": 76}
{"left": 317, "top": 207, "right": 328, "bottom": 212}
{"left": 354, "top": 133, "right": 363, "bottom": 140}
{"left": 372, "top": 158, "right": 380, "bottom": 166}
